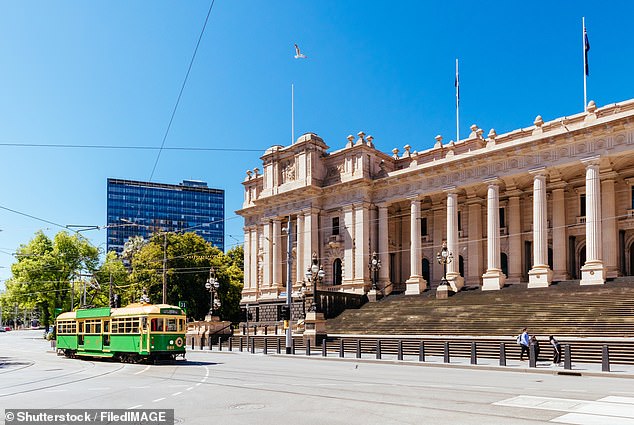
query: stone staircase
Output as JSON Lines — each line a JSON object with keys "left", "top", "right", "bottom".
{"left": 326, "top": 279, "right": 634, "bottom": 338}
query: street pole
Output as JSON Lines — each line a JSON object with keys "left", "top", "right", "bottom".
{"left": 70, "top": 276, "right": 74, "bottom": 311}
{"left": 162, "top": 233, "right": 167, "bottom": 304}
{"left": 0, "top": 305, "right": 3, "bottom": 328}
{"left": 14, "top": 304, "right": 18, "bottom": 329}
{"left": 109, "top": 272, "right": 113, "bottom": 308}
{"left": 285, "top": 217, "right": 293, "bottom": 354}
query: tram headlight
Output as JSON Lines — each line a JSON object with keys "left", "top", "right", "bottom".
{"left": 169, "top": 340, "right": 174, "bottom": 344}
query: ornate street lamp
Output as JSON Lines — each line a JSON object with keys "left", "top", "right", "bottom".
{"left": 436, "top": 241, "right": 453, "bottom": 287}
{"left": 205, "top": 267, "right": 220, "bottom": 316}
{"left": 369, "top": 251, "right": 382, "bottom": 291}
{"left": 305, "top": 252, "right": 325, "bottom": 313}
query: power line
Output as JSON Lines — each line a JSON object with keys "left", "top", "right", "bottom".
{"left": 0, "top": 142, "right": 261, "bottom": 152}
{"left": 148, "top": 0, "right": 217, "bottom": 182}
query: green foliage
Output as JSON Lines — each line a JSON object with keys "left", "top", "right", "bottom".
{"left": 0, "top": 231, "right": 100, "bottom": 329}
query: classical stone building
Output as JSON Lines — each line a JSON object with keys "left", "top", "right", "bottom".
{"left": 237, "top": 99, "right": 634, "bottom": 318}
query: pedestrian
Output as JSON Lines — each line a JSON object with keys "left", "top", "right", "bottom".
{"left": 549, "top": 335, "right": 561, "bottom": 366}
{"left": 530, "top": 335, "right": 541, "bottom": 361}
{"left": 519, "top": 328, "right": 530, "bottom": 361}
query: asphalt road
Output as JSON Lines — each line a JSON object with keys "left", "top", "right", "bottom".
{"left": 1, "top": 330, "right": 634, "bottom": 425}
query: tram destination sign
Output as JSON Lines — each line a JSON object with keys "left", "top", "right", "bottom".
{"left": 160, "top": 308, "right": 182, "bottom": 315}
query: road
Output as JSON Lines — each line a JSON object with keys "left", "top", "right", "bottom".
{"left": 1, "top": 330, "right": 634, "bottom": 425}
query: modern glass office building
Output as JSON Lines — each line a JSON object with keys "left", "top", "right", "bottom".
{"left": 106, "top": 178, "right": 224, "bottom": 254}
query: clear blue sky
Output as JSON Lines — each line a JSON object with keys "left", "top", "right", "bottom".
{"left": 1, "top": 1, "right": 633, "bottom": 289}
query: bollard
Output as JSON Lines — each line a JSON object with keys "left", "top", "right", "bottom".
{"left": 201, "top": 337, "right": 205, "bottom": 350}
{"left": 444, "top": 341, "right": 450, "bottom": 363}
{"left": 239, "top": 337, "right": 244, "bottom": 352}
{"left": 275, "top": 325, "right": 278, "bottom": 335}
{"left": 277, "top": 337, "right": 281, "bottom": 354}
{"left": 229, "top": 337, "right": 233, "bottom": 351}
{"left": 264, "top": 325, "right": 268, "bottom": 335}
{"left": 264, "top": 338, "right": 268, "bottom": 355}
{"left": 397, "top": 340, "right": 403, "bottom": 361}
{"left": 471, "top": 342, "right": 477, "bottom": 365}
{"left": 242, "top": 325, "right": 246, "bottom": 335}
{"left": 602, "top": 345, "right": 610, "bottom": 372}
{"left": 291, "top": 338, "right": 296, "bottom": 355}
{"left": 376, "top": 340, "right": 382, "bottom": 360}
{"left": 219, "top": 338, "right": 223, "bottom": 351}
{"left": 529, "top": 344, "right": 536, "bottom": 368}
{"left": 419, "top": 341, "right": 425, "bottom": 362}
{"left": 209, "top": 336, "right": 213, "bottom": 350}
{"left": 191, "top": 338, "right": 195, "bottom": 351}
{"left": 306, "top": 339, "right": 311, "bottom": 356}
{"left": 251, "top": 337, "right": 255, "bottom": 354}
{"left": 356, "top": 340, "right": 361, "bottom": 359}
{"left": 564, "top": 344, "right": 572, "bottom": 370}
{"left": 499, "top": 343, "right": 506, "bottom": 366}
{"left": 339, "top": 339, "right": 345, "bottom": 358}
{"left": 253, "top": 325, "right": 257, "bottom": 336}
{"left": 322, "top": 340, "right": 327, "bottom": 357}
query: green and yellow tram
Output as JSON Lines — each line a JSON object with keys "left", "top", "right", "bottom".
{"left": 56, "top": 303, "right": 186, "bottom": 363}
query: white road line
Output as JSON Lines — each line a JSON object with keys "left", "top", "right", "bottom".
{"left": 44, "top": 389, "right": 67, "bottom": 393}
{"left": 172, "top": 392, "right": 182, "bottom": 396}
{"left": 186, "top": 387, "right": 194, "bottom": 391}
{"left": 195, "top": 383, "right": 201, "bottom": 386}
{"left": 127, "top": 405, "right": 143, "bottom": 409}
{"left": 152, "top": 398, "right": 165, "bottom": 403}
{"left": 129, "top": 386, "right": 150, "bottom": 389}
{"left": 87, "top": 387, "right": 111, "bottom": 391}
{"left": 561, "top": 389, "right": 587, "bottom": 393}
{"left": 551, "top": 413, "right": 634, "bottom": 425}
{"left": 205, "top": 366, "right": 210, "bottom": 377}
{"left": 134, "top": 365, "right": 151, "bottom": 375}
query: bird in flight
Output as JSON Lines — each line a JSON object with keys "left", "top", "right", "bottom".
{"left": 294, "top": 43, "right": 307, "bottom": 59}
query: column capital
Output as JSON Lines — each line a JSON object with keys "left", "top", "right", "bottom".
{"left": 600, "top": 171, "right": 619, "bottom": 181}
{"left": 581, "top": 156, "right": 601, "bottom": 168}
{"left": 483, "top": 177, "right": 502, "bottom": 187}
{"left": 529, "top": 167, "right": 548, "bottom": 178}
{"left": 443, "top": 185, "right": 459, "bottom": 195}
{"left": 377, "top": 203, "right": 390, "bottom": 210}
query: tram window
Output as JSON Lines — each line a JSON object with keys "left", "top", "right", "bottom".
{"left": 95, "top": 323, "right": 101, "bottom": 334}
{"left": 141, "top": 317, "right": 148, "bottom": 330}
{"left": 79, "top": 322, "right": 84, "bottom": 333}
{"left": 124, "top": 319, "right": 132, "bottom": 334}
{"left": 178, "top": 319, "right": 185, "bottom": 332}
{"left": 167, "top": 319, "right": 177, "bottom": 332}
{"left": 151, "top": 318, "right": 163, "bottom": 331}
{"left": 132, "top": 318, "right": 140, "bottom": 332}
{"left": 104, "top": 321, "right": 109, "bottom": 333}
{"left": 111, "top": 322, "right": 118, "bottom": 333}
{"left": 86, "top": 323, "right": 92, "bottom": 334}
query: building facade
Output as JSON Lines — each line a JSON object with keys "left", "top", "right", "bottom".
{"left": 237, "top": 99, "right": 634, "bottom": 316}
{"left": 107, "top": 178, "right": 224, "bottom": 253}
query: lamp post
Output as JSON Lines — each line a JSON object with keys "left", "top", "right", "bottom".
{"left": 205, "top": 267, "right": 220, "bottom": 317}
{"left": 436, "top": 241, "right": 453, "bottom": 287}
{"left": 369, "top": 251, "right": 382, "bottom": 291}
{"left": 299, "top": 282, "right": 307, "bottom": 318}
{"left": 305, "top": 252, "right": 325, "bottom": 313}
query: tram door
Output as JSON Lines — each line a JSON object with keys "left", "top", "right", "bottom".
{"left": 140, "top": 317, "right": 149, "bottom": 353}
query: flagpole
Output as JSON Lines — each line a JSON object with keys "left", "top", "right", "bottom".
{"left": 455, "top": 58, "right": 460, "bottom": 142}
{"left": 291, "top": 83, "right": 295, "bottom": 144}
{"left": 583, "top": 17, "right": 587, "bottom": 112}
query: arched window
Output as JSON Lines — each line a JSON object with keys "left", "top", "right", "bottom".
{"left": 333, "top": 258, "right": 342, "bottom": 285}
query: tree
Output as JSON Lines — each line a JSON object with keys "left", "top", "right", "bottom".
{"left": 93, "top": 251, "right": 128, "bottom": 306}
{"left": 0, "top": 231, "right": 100, "bottom": 330}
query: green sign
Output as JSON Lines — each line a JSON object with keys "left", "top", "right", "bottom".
{"left": 160, "top": 308, "right": 182, "bottom": 315}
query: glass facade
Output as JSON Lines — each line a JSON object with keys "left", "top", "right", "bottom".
{"left": 106, "top": 178, "right": 224, "bottom": 254}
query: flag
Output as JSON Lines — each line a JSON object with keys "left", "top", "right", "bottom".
{"left": 584, "top": 27, "right": 590, "bottom": 76}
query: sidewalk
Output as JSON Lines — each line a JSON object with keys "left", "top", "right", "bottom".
{"left": 192, "top": 345, "right": 634, "bottom": 379}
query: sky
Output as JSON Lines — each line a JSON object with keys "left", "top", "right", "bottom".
{"left": 1, "top": 1, "right": 634, "bottom": 289}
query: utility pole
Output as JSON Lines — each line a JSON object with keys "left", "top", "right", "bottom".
{"left": 0, "top": 305, "right": 3, "bottom": 328}
{"left": 285, "top": 217, "right": 293, "bottom": 354}
{"left": 70, "top": 276, "right": 74, "bottom": 311}
{"left": 109, "top": 272, "right": 113, "bottom": 308}
{"left": 162, "top": 233, "right": 167, "bottom": 304}
{"left": 14, "top": 304, "right": 18, "bottom": 329}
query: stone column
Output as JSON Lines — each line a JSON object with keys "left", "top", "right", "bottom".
{"left": 262, "top": 221, "right": 272, "bottom": 290}
{"left": 482, "top": 181, "right": 506, "bottom": 290}
{"left": 552, "top": 186, "right": 568, "bottom": 281}
{"left": 580, "top": 157, "right": 606, "bottom": 285}
{"left": 243, "top": 227, "right": 252, "bottom": 291}
{"left": 528, "top": 169, "right": 553, "bottom": 288}
{"left": 377, "top": 204, "right": 391, "bottom": 292}
{"left": 272, "top": 219, "right": 283, "bottom": 289}
{"left": 446, "top": 190, "right": 464, "bottom": 291}
{"left": 296, "top": 213, "right": 305, "bottom": 285}
{"left": 467, "top": 198, "right": 483, "bottom": 284}
{"left": 354, "top": 204, "right": 370, "bottom": 285}
{"left": 507, "top": 195, "right": 523, "bottom": 283}
{"left": 405, "top": 198, "right": 426, "bottom": 294}
{"left": 304, "top": 209, "right": 320, "bottom": 279}
{"left": 601, "top": 176, "right": 618, "bottom": 278}
{"left": 343, "top": 205, "right": 355, "bottom": 283}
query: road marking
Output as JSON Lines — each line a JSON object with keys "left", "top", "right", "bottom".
{"left": 129, "top": 386, "right": 150, "bottom": 389}
{"left": 87, "top": 387, "right": 111, "bottom": 391}
{"left": 494, "top": 395, "right": 634, "bottom": 424}
{"left": 186, "top": 387, "right": 194, "bottom": 391}
{"left": 127, "top": 405, "right": 143, "bottom": 409}
{"left": 44, "top": 389, "right": 67, "bottom": 393}
{"left": 172, "top": 392, "right": 182, "bottom": 396}
{"left": 134, "top": 365, "right": 151, "bottom": 375}
{"left": 152, "top": 398, "right": 165, "bottom": 403}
